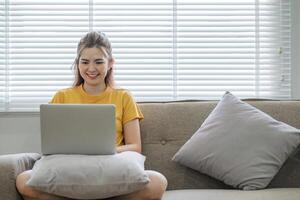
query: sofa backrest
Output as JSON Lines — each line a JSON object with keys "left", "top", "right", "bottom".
{"left": 138, "top": 100, "right": 300, "bottom": 190}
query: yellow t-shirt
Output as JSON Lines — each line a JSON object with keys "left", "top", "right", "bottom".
{"left": 50, "top": 84, "right": 144, "bottom": 146}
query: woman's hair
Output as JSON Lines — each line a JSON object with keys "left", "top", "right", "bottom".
{"left": 72, "top": 31, "right": 115, "bottom": 87}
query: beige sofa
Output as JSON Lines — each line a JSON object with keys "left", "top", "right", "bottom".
{"left": 1, "top": 100, "right": 300, "bottom": 200}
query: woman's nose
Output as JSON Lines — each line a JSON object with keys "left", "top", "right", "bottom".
{"left": 87, "top": 64, "right": 97, "bottom": 71}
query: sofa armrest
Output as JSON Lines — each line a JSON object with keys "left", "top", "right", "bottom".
{"left": 0, "top": 153, "right": 41, "bottom": 200}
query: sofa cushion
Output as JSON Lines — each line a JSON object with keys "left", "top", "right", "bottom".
{"left": 172, "top": 92, "right": 300, "bottom": 190}
{"left": 162, "top": 188, "right": 300, "bottom": 200}
{"left": 27, "top": 151, "right": 149, "bottom": 199}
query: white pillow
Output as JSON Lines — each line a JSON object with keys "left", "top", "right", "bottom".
{"left": 173, "top": 92, "right": 300, "bottom": 190}
{"left": 27, "top": 151, "right": 150, "bottom": 199}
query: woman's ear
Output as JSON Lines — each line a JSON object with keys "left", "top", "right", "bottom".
{"left": 109, "top": 57, "right": 115, "bottom": 70}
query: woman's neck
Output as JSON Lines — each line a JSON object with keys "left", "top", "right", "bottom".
{"left": 83, "top": 83, "right": 107, "bottom": 96}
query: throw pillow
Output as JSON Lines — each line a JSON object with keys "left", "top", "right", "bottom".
{"left": 27, "top": 151, "right": 150, "bottom": 199}
{"left": 172, "top": 91, "right": 300, "bottom": 190}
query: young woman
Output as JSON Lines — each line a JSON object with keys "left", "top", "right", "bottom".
{"left": 16, "top": 31, "right": 168, "bottom": 200}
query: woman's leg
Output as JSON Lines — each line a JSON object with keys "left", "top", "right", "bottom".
{"left": 108, "top": 170, "right": 168, "bottom": 200}
{"left": 16, "top": 170, "right": 73, "bottom": 200}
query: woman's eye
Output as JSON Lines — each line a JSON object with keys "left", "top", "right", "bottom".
{"left": 96, "top": 62, "right": 104, "bottom": 64}
{"left": 81, "top": 61, "right": 88, "bottom": 64}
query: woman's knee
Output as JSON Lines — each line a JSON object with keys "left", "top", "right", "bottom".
{"left": 16, "top": 170, "right": 35, "bottom": 198}
{"left": 16, "top": 171, "right": 29, "bottom": 194}
{"left": 144, "top": 170, "right": 168, "bottom": 200}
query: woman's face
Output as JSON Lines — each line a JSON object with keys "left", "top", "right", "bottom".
{"left": 78, "top": 47, "right": 111, "bottom": 88}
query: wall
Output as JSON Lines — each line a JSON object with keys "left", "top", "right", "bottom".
{"left": 0, "top": 114, "right": 41, "bottom": 154}
{"left": 0, "top": 1, "right": 300, "bottom": 155}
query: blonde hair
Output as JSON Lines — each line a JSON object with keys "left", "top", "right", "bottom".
{"left": 72, "top": 31, "right": 115, "bottom": 87}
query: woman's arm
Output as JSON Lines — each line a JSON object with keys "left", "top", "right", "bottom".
{"left": 116, "top": 118, "right": 142, "bottom": 153}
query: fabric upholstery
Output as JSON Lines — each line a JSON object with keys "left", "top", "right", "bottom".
{"left": 138, "top": 100, "right": 300, "bottom": 190}
{"left": 0, "top": 153, "right": 41, "bottom": 200}
{"left": 162, "top": 188, "right": 300, "bottom": 200}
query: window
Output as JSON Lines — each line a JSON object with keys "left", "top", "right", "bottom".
{"left": 0, "top": 0, "right": 291, "bottom": 111}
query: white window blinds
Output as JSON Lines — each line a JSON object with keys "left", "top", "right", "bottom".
{"left": 0, "top": 0, "right": 291, "bottom": 112}
{"left": 177, "top": 0, "right": 291, "bottom": 99}
{"left": 0, "top": 1, "right": 5, "bottom": 110}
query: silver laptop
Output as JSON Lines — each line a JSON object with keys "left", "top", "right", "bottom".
{"left": 40, "top": 104, "right": 116, "bottom": 155}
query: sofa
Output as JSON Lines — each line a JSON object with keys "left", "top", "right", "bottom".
{"left": 1, "top": 100, "right": 300, "bottom": 200}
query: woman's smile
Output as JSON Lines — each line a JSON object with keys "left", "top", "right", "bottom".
{"left": 86, "top": 73, "right": 100, "bottom": 79}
